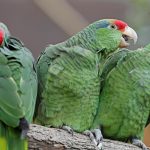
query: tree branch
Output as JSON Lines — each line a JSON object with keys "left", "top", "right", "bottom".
{"left": 28, "top": 124, "right": 150, "bottom": 150}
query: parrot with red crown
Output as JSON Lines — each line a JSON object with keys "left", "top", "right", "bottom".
{"left": 34, "top": 19, "right": 137, "bottom": 149}
{"left": 0, "top": 23, "right": 37, "bottom": 150}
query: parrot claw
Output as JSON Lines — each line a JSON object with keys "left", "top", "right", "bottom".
{"left": 91, "top": 129, "right": 103, "bottom": 145}
{"left": 83, "top": 129, "right": 103, "bottom": 150}
{"left": 97, "top": 142, "right": 103, "bottom": 150}
{"left": 131, "top": 138, "right": 148, "bottom": 150}
{"left": 62, "top": 125, "right": 74, "bottom": 135}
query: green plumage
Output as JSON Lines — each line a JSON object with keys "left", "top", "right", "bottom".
{"left": 93, "top": 44, "right": 150, "bottom": 141}
{"left": 0, "top": 31, "right": 37, "bottom": 149}
{"left": 36, "top": 45, "right": 100, "bottom": 131}
{"left": 35, "top": 19, "right": 123, "bottom": 132}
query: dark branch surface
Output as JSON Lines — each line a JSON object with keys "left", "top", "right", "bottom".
{"left": 28, "top": 124, "right": 150, "bottom": 150}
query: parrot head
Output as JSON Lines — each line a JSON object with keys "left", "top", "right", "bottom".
{"left": 0, "top": 22, "right": 10, "bottom": 46}
{"left": 92, "top": 19, "right": 138, "bottom": 54}
{"left": 112, "top": 19, "right": 138, "bottom": 47}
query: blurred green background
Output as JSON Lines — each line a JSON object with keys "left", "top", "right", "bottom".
{"left": 0, "top": 0, "right": 149, "bottom": 146}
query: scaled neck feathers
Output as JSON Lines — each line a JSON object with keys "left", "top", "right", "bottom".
{"left": 63, "top": 25, "right": 100, "bottom": 53}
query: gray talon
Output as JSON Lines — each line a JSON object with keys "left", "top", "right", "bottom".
{"left": 83, "top": 129, "right": 103, "bottom": 149}
{"left": 62, "top": 125, "right": 74, "bottom": 135}
{"left": 92, "top": 128, "right": 103, "bottom": 145}
{"left": 132, "top": 138, "right": 148, "bottom": 150}
{"left": 97, "top": 142, "right": 103, "bottom": 150}
{"left": 83, "top": 130, "right": 97, "bottom": 145}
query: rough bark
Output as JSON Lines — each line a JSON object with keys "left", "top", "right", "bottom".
{"left": 28, "top": 124, "right": 149, "bottom": 150}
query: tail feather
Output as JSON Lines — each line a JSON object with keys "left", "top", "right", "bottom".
{"left": 0, "top": 121, "right": 28, "bottom": 150}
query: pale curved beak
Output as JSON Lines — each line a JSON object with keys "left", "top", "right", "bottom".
{"left": 119, "top": 26, "right": 138, "bottom": 48}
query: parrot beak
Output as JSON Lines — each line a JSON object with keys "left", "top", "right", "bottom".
{"left": 119, "top": 26, "right": 138, "bottom": 48}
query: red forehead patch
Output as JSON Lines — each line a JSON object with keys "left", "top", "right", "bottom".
{"left": 0, "top": 29, "right": 4, "bottom": 45}
{"left": 114, "top": 20, "right": 128, "bottom": 30}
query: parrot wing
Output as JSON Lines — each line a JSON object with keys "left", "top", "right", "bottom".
{"left": 93, "top": 46, "right": 150, "bottom": 140}
{"left": 0, "top": 50, "right": 24, "bottom": 127}
{"left": 100, "top": 48, "right": 129, "bottom": 89}
{"left": 0, "top": 37, "right": 37, "bottom": 127}
{"left": 36, "top": 45, "right": 100, "bottom": 132}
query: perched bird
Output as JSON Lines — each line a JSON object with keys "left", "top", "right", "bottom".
{"left": 0, "top": 23, "right": 37, "bottom": 150}
{"left": 35, "top": 19, "right": 137, "bottom": 146}
{"left": 93, "top": 44, "right": 150, "bottom": 150}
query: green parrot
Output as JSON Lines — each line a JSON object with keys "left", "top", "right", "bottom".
{"left": 93, "top": 44, "right": 150, "bottom": 149}
{"left": 0, "top": 23, "right": 37, "bottom": 150}
{"left": 35, "top": 19, "right": 137, "bottom": 146}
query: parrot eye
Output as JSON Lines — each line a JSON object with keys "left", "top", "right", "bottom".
{"left": 108, "top": 24, "right": 117, "bottom": 30}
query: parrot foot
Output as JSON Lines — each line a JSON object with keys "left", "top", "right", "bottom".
{"left": 83, "top": 129, "right": 103, "bottom": 150}
{"left": 62, "top": 125, "right": 74, "bottom": 135}
{"left": 19, "top": 117, "right": 29, "bottom": 139}
{"left": 131, "top": 138, "right": 148, "bottom": 150}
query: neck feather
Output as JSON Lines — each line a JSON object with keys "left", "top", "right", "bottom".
{"left": 64, "top": 25, "right": 99, "bottom": 52}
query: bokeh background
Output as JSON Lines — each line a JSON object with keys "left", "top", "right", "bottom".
{"left": 0, "top": 0, "right": 149, "bottom": 146}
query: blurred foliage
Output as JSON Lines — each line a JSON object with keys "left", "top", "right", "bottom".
{"left": 126, "top": 0, "right": 150, "bottom": 47}
{"left": 128, "top": 0, "right": 150, "bottom": 27}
